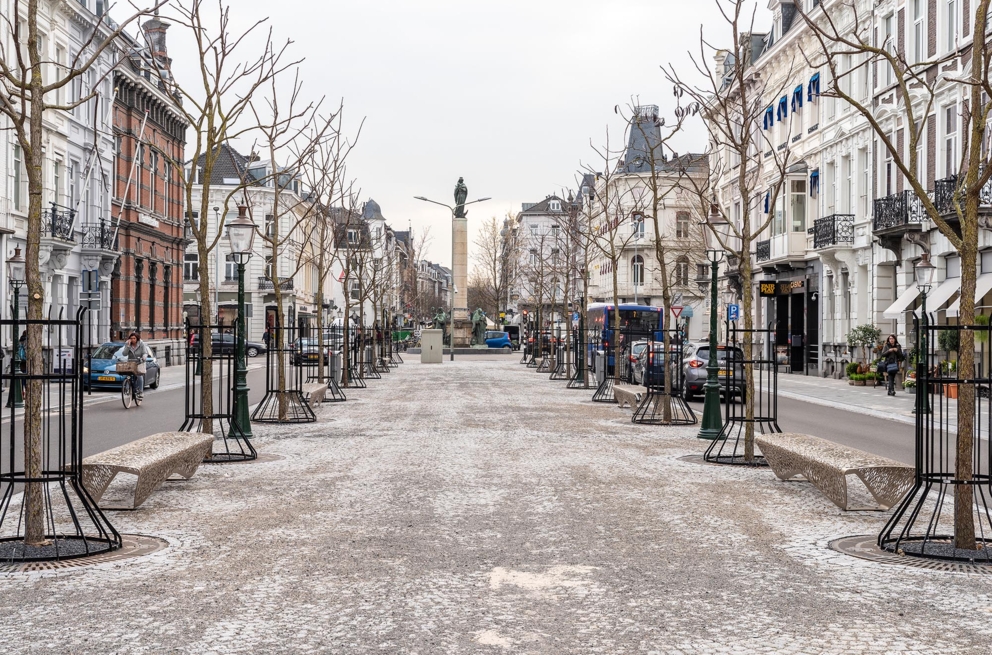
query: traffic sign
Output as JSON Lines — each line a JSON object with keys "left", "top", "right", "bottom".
{"left": 673, "top": 292, "right": 683, "bottom": 306}
{"left": 671, "top": 306, "right": 683, "bottom": 318}
{"left": 728, "top": 304, "right": 740, "bottom": 321}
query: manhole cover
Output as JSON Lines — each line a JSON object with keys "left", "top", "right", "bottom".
{"left": 0, "top": 534, "right": 168, "bottom": 574}
{"left": 828, "top": 535, "right": 992, "bottom": 574}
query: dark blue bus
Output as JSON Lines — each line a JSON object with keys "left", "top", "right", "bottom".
{"left": 584, "top": 303, "right": 664, "bottom": 372}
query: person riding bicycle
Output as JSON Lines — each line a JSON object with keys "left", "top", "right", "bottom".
{"left": 114, "top": 332, "right": 151, "bottom": 400}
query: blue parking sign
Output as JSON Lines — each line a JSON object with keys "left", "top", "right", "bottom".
{"left": 728, "top": 304, "right": 740, "bottom": 321}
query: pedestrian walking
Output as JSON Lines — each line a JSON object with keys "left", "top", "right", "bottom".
{"left": 881, "top": 334, "right": 904, "bottom": 396}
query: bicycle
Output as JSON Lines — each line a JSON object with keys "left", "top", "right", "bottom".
{"left": 117, "top": 360, "right": 143, "bottom": 409}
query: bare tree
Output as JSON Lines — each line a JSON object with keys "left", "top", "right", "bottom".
{"left": 472, "top": 213, "right": 520, "bottom": 320}
{"left": 796, "top": 0, "right": 992, "bottom": 551}
{"left": 664, "top": 0, "right": 794, "bottom": 460}
{"left": 154, "top": 0, "right": 299, "bottom": 433}
{"left": 0, "top": 0, "right": 164, "bottom": 546}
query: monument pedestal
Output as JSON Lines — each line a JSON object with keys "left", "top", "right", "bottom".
{"left": 452, "top": 308, "right": 472, "bottom": 348}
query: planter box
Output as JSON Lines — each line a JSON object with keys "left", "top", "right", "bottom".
{"left": 854, "top": 380, "right": 866, "bottom": 386}
{"left": 944, "top": 383, "right": 959, "bottom": 399}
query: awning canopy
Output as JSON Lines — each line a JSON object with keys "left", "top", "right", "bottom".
{"left": 914, "top": 277, "right": 961, "bottom": 317}
{"left": 947, "top": 273, "right": 992, "bottom": 316}
{"left": 882, "top": 285, "right": 922, "bottom": 319}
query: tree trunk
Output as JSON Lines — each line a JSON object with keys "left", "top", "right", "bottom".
{"left": 739, "top": 248, "right": 756, "bottom": 463}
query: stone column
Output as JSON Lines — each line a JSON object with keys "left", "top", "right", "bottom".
{"left": 452, "top": 216, "right": 471, "bottom": 347}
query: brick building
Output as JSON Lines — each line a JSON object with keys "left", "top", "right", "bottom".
{"left": 111, "top": 14, "right": 188, "bottom": 362}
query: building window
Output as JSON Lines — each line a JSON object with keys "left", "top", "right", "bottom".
{"left": 913, "top": 0, "right": 926, "bottom": 64}
{"left": 632, "top": 213, "right": 645, "bottom": 238}
{"left": 944, "top": 104, "right": 957, "bottom": 177}
{"left": 225, "top": 254, "right": 237, "bottom": 282}
{"left": 882, "top": 14, "right": 895, "bottom": 87}
{"left": 773, "top": 194, "right": 786, "bottom": 235}
{"left": 150, "top": 151, "right": 158, "bottom": 214}
{"left": 349, "top": 279, "right": 360, "bottom": 300}
{"left": 631, "top": 256, "right": 644, "bottom": 287}
{"left": 676, "top": 211, "right": 691, "bottom": 238}
{"left": 135, "top": 143, "right": 143, "bottom": 206}
{"left": 53, "top": 160, "right": 61, "bottom": 205}
{"left": 346, "top": 228, "right": 358, "bottom": 245}
{"left": 529, "top": 224, "right": 538, "bottom": 236}
{"left": 675, "top": 256, "right": 690, "bottom": 286}
{"left": 790, "top": 179, "right": 807, "bottom": 232}
{"left": 945, "top": 0, "right": 958, "bottom": 52}
{"left": 884, "top": 136, "right": 894, "bottom": 196}
{"left": 184, "top": 252, "right": 199, "bottom": 281}
{"left": 549, "top": 200, "right": 561, "bottom": 212}
{"left": 13, "top": 145, "right": 22, "bottom": 210}
{"left": 264, "top": 214, "right": 276, "bottom": 238}
{"left": 264, "top": 256, "right": 274, "bottom": 280}
{"left": 68, "top": 161, "right": 77, "bottom": 207}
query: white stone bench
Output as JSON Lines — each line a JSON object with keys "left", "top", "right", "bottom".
{"left": 80, "top": 432, "right": 214, "bottom": 509}
{"left": 613, "top": 384, "right": 643, "bottom": 409}
{"left": 302, "top": 382, "right": 328, "bottom": 406}
{"left": 755, "top": 432, "right": 914, "bottom": 511}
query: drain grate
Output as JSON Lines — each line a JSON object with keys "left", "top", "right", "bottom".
{"left": 0, "top": 534, "right": 168, "bottom": 574}
{"left": 829, "top": 535, "right": 992, "bottom": 574}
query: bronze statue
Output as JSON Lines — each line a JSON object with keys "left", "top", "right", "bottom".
{"left": 471, "top": 308, "right": 487, "bottom": 345}
{"left": 454, "top": 177, "right": 468, "bottom": 218}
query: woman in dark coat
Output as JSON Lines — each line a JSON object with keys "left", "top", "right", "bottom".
{"left": 881, "top": 334, "right": 904, "bottom": 396}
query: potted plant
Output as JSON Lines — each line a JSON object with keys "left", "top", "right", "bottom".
{"left": 850, "top": 373, "right": 866, "bottom": 386}
{"left": 847, "top": 324, "right": 882, "bottom": 373}
{"left": 846, "top": 361, "right": 860, "bottom": 384}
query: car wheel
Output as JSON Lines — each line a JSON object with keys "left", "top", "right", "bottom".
{"left": 150, "top": 370, "right": 160, "bottom": 389}
{"left": 681, "top": 377, "right": 695, "bottom": 401}
{"left": 247, "top": 346, "right": 259, "bottom": 357}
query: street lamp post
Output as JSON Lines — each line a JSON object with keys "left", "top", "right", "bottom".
{"left": 698, "top": 213, "right": 732, "bottom": 440}
{"left": 915, "top": 253, "right": 935, "bottom": 417}
{"left": 227, "top": 205, "right": 255, "bottom": 438}
{"left": 414, "top": 194, "right": 491, "bottom": 361}
{"left": 6, "top": 247, "right": 25, "bottom": 409}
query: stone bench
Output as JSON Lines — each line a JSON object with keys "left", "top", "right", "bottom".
{"left": 613, "top": 384, "right": 643, "bottom": 409}
{"left": 81, "top": 432, "right": 214, "bottom": 509}
{"left": 755, "top": 432, "right": 914, "bottom": 511}
{"left": 302, "top": 382, "right": 328, "bottom": 406}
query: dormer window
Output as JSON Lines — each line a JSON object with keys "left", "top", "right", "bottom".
{"left": 549, "top": 200, "right": 562, "bottom": 212}
{"left": 347, "top": 229, "right": 359, "bottom": 245}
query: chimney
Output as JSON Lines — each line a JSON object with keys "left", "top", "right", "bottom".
{"left": 142, "top": 10, "right": 172, "bottom": 73}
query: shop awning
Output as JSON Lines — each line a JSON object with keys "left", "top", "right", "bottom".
{"left": 882, "top": 285, "right": 922, "bottom": 318}
{"left": 914, "top": 277, "right": 961, "bottom": 317}
{"left": 946, "top": 273, "right": 992, "bottom": 316}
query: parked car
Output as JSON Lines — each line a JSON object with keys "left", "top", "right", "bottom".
{"left": 83, "top": 342, "right": 161, "bottom": 391}
{"left": 189, "top": 332, "right": 267, "bottom": 357}
{"left": 632, "top": 342, "right": 681, "bottom": 387}
{"left": 680, "top": 342, "right": 746, "bottom": 402}
{"left": 620, "top": 340, "right": 649, "bottom": 383}
{"left": 292, "top": 338, "right": 338, "bottom": 365}
{"left": 484, "top": 331, "right": 512, "bottom": 350}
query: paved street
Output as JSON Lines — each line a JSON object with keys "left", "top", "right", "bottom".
{"left": 2, "top": 357, "right": 990, "bottom": 654}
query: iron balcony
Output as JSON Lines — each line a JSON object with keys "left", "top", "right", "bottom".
{"left": 872, "top": 189, "right": 927, "bottom": 234}
{"left": 813, "top": 214, "right": 855, "bottom": 249}
{"left": 933, "top": 174, "right": 992, "bottom": 217}
{"left": 80, "top": 219, "right": 116, "bottom": 251}
{"left": 42, "top": 203, "right": 77, "bottom": 243}
{"left": 257, "top": 277, "right": 294, "bottom": 291}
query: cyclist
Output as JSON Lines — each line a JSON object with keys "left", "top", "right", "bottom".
{"left": 114, "top": 331, "right": 151, "bottom": 401}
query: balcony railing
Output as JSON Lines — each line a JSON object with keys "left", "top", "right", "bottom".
{"left": 872, "top": 189, "right": 927, "bottom": 232}
{"left": 80, "top": 219, "right": 116, "bottom": 250}
{"left": 756, "top": 239, "right": 771, "bottom": 262}
{"left": 813, "top": 214, "right": 855, "bottom": 248}
{"left": 933, "top": 174, "right": 992, "bottom": 216}
{"left": 257, "top": 276, "right": 294, "bottom": 291}
{"left": 42, "top": 203, "right": 76, "bottom": 242}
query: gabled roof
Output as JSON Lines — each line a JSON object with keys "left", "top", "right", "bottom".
{"left": 519, "top": 195, "right": 566, "bottom": 216}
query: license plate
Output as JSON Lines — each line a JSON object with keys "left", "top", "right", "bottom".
{"left": 718, "top": 370, "right": 728, "bottom": 376}
{"left": 97, "top": 376, "right": 116, "bottom": 382}
{"left": 308, "top": 354, "right": 318, "bottom": 360}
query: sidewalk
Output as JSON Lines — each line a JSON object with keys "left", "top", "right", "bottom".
{"left": 1, "top": 358, "right": 989, "bottom": 653}
{"left": 777, "top": 373, "right": 918, "bottom": 426}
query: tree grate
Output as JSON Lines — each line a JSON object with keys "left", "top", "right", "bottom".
{"left": 0, "top": 534, "right": 168, "bottom": 574}
{"left": 829, "top": 535, "right": 992, "bottom": 574}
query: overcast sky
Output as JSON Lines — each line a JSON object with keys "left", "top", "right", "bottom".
{"left": 157, "top": 0, "right": 768, "bottom": 265}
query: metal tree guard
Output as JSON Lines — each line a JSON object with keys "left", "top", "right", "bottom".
{"left": 703, "top": 321, "right": 779, "bottom": 465}
{"left": 301, "top": 322, "right": 347, "bottom": 403}
{"left": 878, "top": 316, "right": 992, "bottom": 562}
{"left": 251, "top": 321, "right": 316, "bottom": 423}
{"left": 0, "top": 308, "right": 121, "bottom": 562}
{"left": 632, "top": 323, "right": 696, "bottom": 425}
{"left": 182, "top": 319, "right": 257, "bottom": 461}
{"left": 566, "top": 319, "right": 591, "bottom": 390}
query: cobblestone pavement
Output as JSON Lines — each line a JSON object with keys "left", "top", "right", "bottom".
{"left": 2, "top": 357, "right": 992, "bottom": 654}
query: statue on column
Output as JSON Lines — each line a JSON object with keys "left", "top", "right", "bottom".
{"left": 453, "top": 177, "right": 468, "bottom": 218}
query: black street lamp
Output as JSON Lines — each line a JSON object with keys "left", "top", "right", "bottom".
{"left": 698, "top": 212, "right": 733, "bottom": 440}
{"left": 227, "top": 204, "right": 255, "bottom": 438}
{"left": 915, "top": 252, "right": 935, "bottom": 417}
{"left": 6, "top": 246, "right": 25, "bottom": 408}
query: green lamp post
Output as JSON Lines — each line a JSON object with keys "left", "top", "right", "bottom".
{"left": 227, "top": 204, "right": 255, "bottom": 438}
{"left": 698, "top": 211, "right": 732, "bottom": 440}
{"left": 6, "top": 246, "right": 25, "bottom": 409}
{"left": 915, "top": 252, "right": 935, "bottom": 417}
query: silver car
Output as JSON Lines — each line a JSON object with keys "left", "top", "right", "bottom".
{"left": 681, "top": 342, "right": 746, "bottom": 402}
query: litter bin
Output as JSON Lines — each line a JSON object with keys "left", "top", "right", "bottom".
{"left": 595, "top": 350, "right": 606, "bottom": 384}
